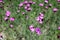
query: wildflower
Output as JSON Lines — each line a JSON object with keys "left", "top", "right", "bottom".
{"left": 57, "top": 0, "right": 60, "bottom": 2}
{"left": 26, "top": 3, "right": 30, "bottom": 7}
{"left": 0, "top": 0, "right": 3, "bottom": 2}
{"left": 40, "top": 13, "right": 44, "bottom": 17}
{"left": 6, "top": 10, "right": 11, "bottom": 17}
{"left": 58, "top": 26, "right": 60, "bottom": 30}
{"left": 0, "top": 33, "right": 3, "bottom": 40}
{"left": 36, "top": 16, "right": 40, "bottom": 21}
{"left": 39, "top": 16, "right": 44, "bottom": 19}
{"left": 19, "top": 2, "right": 24, "bottom": 7}
{"left": 29, "top": 25, "right": 35, "bottom": 32}
{"left": 4, "top": 16, "right": 8, "bottom": 21}
{"left": 32, "top": 2, "right": 36, "bottom": 4}
{"left": 24, "top": 6, "right": 28, "bottom": 10}
{"left": 24, "top": 1, "right": 28, "bottom": 4}
{"left": 48, "top": 4, "right": 52, "bottom": 7}
{"left": 27, "top": 7, "right": 32, "bottom": 11}
{"left": 10, "top": 24, "right": 13, "bottom": 28}
{"left": 35, "top": 27, "right": 41, "bottom": 35}
{"left": 39, "top": 19, "right": 43, "bottom": 24}
{"left": 29, "top": 1, "right": 33, "bottom": 4}
{"left": 44, "top": 0, "right": 48, "bottom": 3}
{"left": 22, "top": 12, "right": 25, "bottom": 14}
{"left": 39, "top": 3, "right": 44, "bottom": 7}
{"left": 45, "top": 6, "right": 48, "bottom": 9}
{"left": 9, "top": 17, "right": 15, "bottom": 21}
{"left": 53, "top": 8, "right": 58, "bottom": 12}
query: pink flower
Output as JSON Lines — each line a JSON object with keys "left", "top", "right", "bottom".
{"left": 4, "top": 16, "right": 8, "bottom": 21}
{"left": 22, "top": 12, "right": 25, "bottom": 14}
{"left": 19, "top": 2, "right": 24, "bottom": 7}
{"left": 35, "top": 27, "right": 41, "bottom": 35}
{"left": 39, "top": 16, "right": 44, "bottom": 19}
{"left": 29, "top": 1, "right": 33, "bottom": 4}
{"left": 39, "top": 19, "right": 43, "bottom": 24}
{"left": 39, "top": 3, "right": 44, "bottom": 7}
{"left": 40, "top": 13, "right": 44, "bottom": 17}
{"left": 45, "top": 0, "right": 48, "bottom": 3}
{"left": 26, "top": 4, "right": 30, "bottom": 7}
{"left": 10, "top": 17, "right": 15, "bottom": 21}
{"left": 32, "top": 2, "right": 36, "bottom": 4}
{"left": 27, "top": 7, "right": 32, "bottom": 11}
{"left": 0, "top": 0, "right": 3, "bottom": 2}
{"left": 10, "top": 24, "right": 13, "bottom": 28}
{"left": 24, "top": 6, "right": 28, "bottom": 10}
{"left": 49, "top": 4, "right": 52, "bottom": 7}
{"left": 53, "top": 8, "right": 58, "bottom": 12}
{"left": 57, "top": 0, "right": 60, "bottom": 2}
{"left": 36, "top": 17, "right": 40, "bottom": 21}
{"left": 45, "top": 6, "right": 48, "bottom": 9}
{"left": 6, "top": 10, "right": 11, "bottom": 16}
{"left": 58, "top": 26, "right": 60, "bottom": 30}
{"left": 29, "top": 25, "right": 35, "bottom": 32}
{"left": 24, "top": 1, "right": 28, "bottom": 4}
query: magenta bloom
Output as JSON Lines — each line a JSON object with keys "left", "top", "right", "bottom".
{"left": 39, "top": 3, "right": 44, "bottom": 7}
{"left": 36, "top": 16, "right": 40, "bottom": 21}
{"left": 6, "top": 10, "right": 11, "bottom": 17}
{"left": 29, "top": 25, "right": 35, "bottom": 32}
{"left": 0, "top": 0, "right": 3, "bottom": 2}
{"left": 22, "top": 12, "right": 25, "bottom": 14}
{"left": 24, "top": 1, "right": 28, "bottom": 4}
{"left": 29, "top": 1, "right": 33, "bottom": 4}
{"left": 32, "top": 2, "right": 36, "bottom": 4}
{"left": 26, "top": 4, "right": 30, "bottom": 7}
{"left": 35, "top": 27, "right": 41, "bottom": 35}
{"left": 57, "top": 0, "right": 60, "bottom": 2}
{"left": 40, "top": 13, "right": 44, "bottom": 17}
{"left": 24, "top": 6, "right": 28, "bottom": 10}
{"left": 10, "top": 17, "right": 15, "bottom": 21}
{"left": 44, "top": 0, "right": 48, "bottom": 3}
{"left": 39, "top": 16, "right": 44, "bottom": 19}
{"left": 4, "top": 16, "right": 8, "bottom": 21}
{"left": 58, "top": 26, "right": 60, "bottom": 30}
{"left": 19, "top": 2, "right": 24, "bottom": 7}
{"left": 27, "top": 7, "right": 32, "bottom": 11}
{"left": 49, "top": 4, "right": 52, "bottom": 7}
{"left": 45, "top": 6, "right": 48, "bottom": 9}
{"left": 39, "top": 19, "right": 43, "bottom": 24}
{"left": 53, "top": 8, "right": 58, "bottom": 12}
{"left": 10, "top": 24, "right": 13, "bottom": 28}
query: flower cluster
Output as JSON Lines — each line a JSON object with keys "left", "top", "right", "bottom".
{"left": 19, "top": 0, "right": 35, "bottom": 11}
{"left": 36, "top": 13, "right": 44, "bottom": 24}
{"left": 4, "top": 10, "right": 15, "bottom": 28}
{"left": 29, "top": 25, "right": 41, "bottom": 35}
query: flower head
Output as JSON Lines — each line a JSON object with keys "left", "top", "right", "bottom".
{"left": 6, "top": 10, "right": 11, "bottom": 17}
{"left": 10, "top": 24, "right": 13, "bottom": 28}
{"left": 58, "top": 26, "right": 60, "bottom": 30}
{"left": 19, "top": 2, "right": 24, "bottom": 7}
{"left": 9, "top": 17, "right": 15, "bottom": 21}
{"left": 35, "top": 27, "right": 41, "bottom": 35}
{"left": 53, "top": 8, "right": 58, "bottom": 12}
{"left": 39, "top": 3, "right": 44, "bottom": 7}
{"left": 29, "top": 25, "right": 35, "bottom": 32}
{"left": 0, "top": 0, "right": 3, "bottom": 2}
{"left": 44, "top": 0, "right": 48, "bottom": 3}
{"left": 4, "top": 16, "right": 8, "bottom": 21}
{"left": 57, "top": 0, "right": 60, "bottom": 2}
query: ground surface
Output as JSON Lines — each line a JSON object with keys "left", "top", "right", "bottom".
{"left": 0, "top": 0, "right": 60, "bottom": 40}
